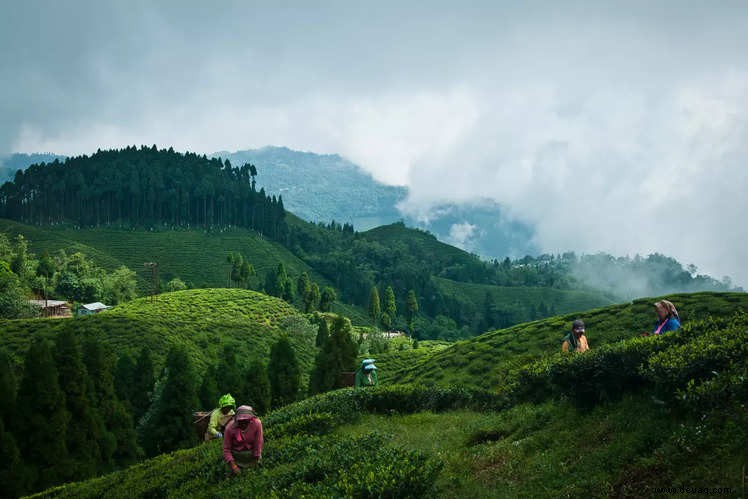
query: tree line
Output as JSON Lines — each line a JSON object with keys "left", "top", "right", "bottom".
{"left": 0, "top": 146, "right": 287, "bottom": 238}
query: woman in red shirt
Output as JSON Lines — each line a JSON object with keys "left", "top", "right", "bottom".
{"left": 222, "top": 405, "right": 264, "bottom": 475}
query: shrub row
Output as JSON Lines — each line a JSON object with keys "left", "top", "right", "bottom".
{"left": 506, "top": 312, "right": 748, "bottom": 408}
{"left": 36, "top": 432, "right": 443, "bottom": 498}
{"left": 264, "top": 385, "right": 507, "bottom": 436}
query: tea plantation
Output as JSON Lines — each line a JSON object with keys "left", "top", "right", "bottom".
{"left": 388, "top": 291, "right": 748, "bottom": 390}
{"left": 0, "top": 288, "right": 315, "bottom": 373}
{"left": 30, "top": 298, "right": 748, "bottom": 498}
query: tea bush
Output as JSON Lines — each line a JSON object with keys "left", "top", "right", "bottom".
{"left": 34, "top": 431, "right": 443, "bottom": 498}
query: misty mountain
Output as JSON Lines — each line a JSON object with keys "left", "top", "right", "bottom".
{"left": 213, "top": 147, "right": 406, "bottom": 230}
{"left": 214, "top": 146, "right": 537, "bottom": 258}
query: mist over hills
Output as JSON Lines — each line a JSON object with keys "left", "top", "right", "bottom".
{"left": 213, "top": 147, "right": 538, "bottom": 259}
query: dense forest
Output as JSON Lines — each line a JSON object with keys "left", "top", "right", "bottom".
{"left": 0, "top": 146, "right": 286, "bottom": 238}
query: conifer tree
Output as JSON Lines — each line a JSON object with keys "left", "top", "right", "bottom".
{"left": 131, "top": 346, "right": 155, "bottom": 421}
{"left": 16, "top": 338, "right": 69, "bottom": 489}
{"left": 198, "top": 364, "right": 219, "bottom": 410}
{"left": 309, "top": 316, "right": 357, "bottom": 394}
{"left": 368, "top": 286, "right": 381, "bottom": 326}
{"left": 268, "top": 335, "right": 301, "bottom": 408}
{"left": 315, "top": 317, "right": 330, "bottom": 347}
{"left": 298, "top": 272, "right": 311, "bottom": 309}
{"left": 384, "top": 286, "right": 397, "bottom": 320}
{"left": 406, "top": 290, "right": 419, "bottom": 335}
{"left": 139, "top": 346, "right": 199, "bottom": 457}
{"left": 244, "top": 360, "right": 271, "bottom": 415}
{"left": 0, "top": 350, "right": 23, "bottom": 497}
{"left": 319, "top": 286, "right": 337, "bottom": 312}
{"left": 217, "top": 344, "right": 244, "bottom": 398}
{"left": 0, "top": 350, "right": 16, "bottom": 425}
{"left": 309, "top": 282, "right": 321, "bottom": 312}
{"left": 114, "top": 352, "right": 137, "bottom": 413}
{"left": 84, "top": 340, "right": 139, "bottom": 466}
{"left": 55, "top": 329, "right": 102, "bottom": 479}
{"left": 0, "top": 419, "right": 23, "bottom": 498}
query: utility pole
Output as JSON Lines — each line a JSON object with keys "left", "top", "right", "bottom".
{"left": 144, "top": 262, "right": 158, "bottom": 302}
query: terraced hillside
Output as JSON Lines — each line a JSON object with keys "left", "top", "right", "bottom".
{"left": 0, "top": 288, "right": 315, "bottom": 373}
{"left": 32, "top": 303, "right": 748, "bottom": 497}
{"left": 0, "top": 218, "right": 368, "bottom": 323}
{"left": 386, "top": 291, "right": 748, "bottom": 390}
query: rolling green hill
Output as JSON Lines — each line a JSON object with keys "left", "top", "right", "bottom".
{"left": 31, "top": 297, "right": 748, "bottom": 497}
{"left": 0, "top": 218, "right": 368, "bottom": 323}
{"left": 386, "top": 291, "right": 748, "bottom": 390}
{"left": 0, "top": 288, "right": 313, "bottom": 373}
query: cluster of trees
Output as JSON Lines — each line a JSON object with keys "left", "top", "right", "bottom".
{"left": 264, "top": 265, "right": 337, "bottom": 313}
{"left": 0, "top": 336, "right": 139, "bottom": 497}
{"left": 0, "top": 146, "right": 287, "bottom": 238}
{"left": 308, "top": 315, "right": 358, "bottom": 394}
{"left": 0, "top": 324, "right": 314, "bottom": 497}
{"left": 0, "top": 234, "right": 138, "bottom": 318}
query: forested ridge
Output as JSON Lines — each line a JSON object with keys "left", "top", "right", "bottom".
{"left": 0, "top": 147, "right": 740, "bottom": 339}
{"left": 0, "top": 146, "right": 286, "bottom": 238}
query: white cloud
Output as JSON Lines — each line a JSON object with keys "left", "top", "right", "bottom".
{"left": 2, "top": 1, "right": 748, "bottom": 285}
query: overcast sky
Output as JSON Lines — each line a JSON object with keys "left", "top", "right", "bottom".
{"left": 2, "top": 1, "right": 747, "bottom": 285}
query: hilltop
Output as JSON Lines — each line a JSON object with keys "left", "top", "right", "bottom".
{"left": 30, "top": 293, "right": 748, "bottom": 497}
{"left": 0, "top": 288, "right": 312, "bottom": 372}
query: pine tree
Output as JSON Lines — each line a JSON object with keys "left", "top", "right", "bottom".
{"left": 217, "top": 345, "right": 244, "bottom": 398}
{"left": 131, "top": 346, "right": 155, "bottom": 421}
{"left": 309, "top": 316, "right": 358, "bottom": 394}
{"left": 0, "top": 350, "right": 16, "bottom": 425}
{"left": 309, "top": 282, "right": 321, "bottom": 312}
{"left": 84, "top": 340, "right": 139, "bottom": 467}
{"left": 319, "top": 287, "right": 337, "bottom": 312}
{"left": 16, "top": 338, "right": 69, "bottom": 489}
{"left": 139, "top": 346, "right": 199, "bottom": 457}
{"left": 55, "top": 329, "right": 102, "bottom": 479}
{"left": 381, "top": 312, "right": 392, "bottom": 331}
{"left": 298, "top": 272, "right": 311, "bottom": 310}
{"left": 406, "top": 290, "right": 419, "bottom": 335}
{"left": 384, "top": 286, "right": 397, "bottom": 320}
{"left": 114, "top": 352, "right": 137, "bottom": 413}
{"left": 268, "top": 335, "right": 301, "bottom": 408}
{"left": 315, "top": 316, "right": 330, "bottom": 347}
{"left": 368, "top": 286, "right": 381, "bottom": 325}
{"left": 244, "top": 360, "right": 271, "bottom": 415}
{"left": 198, "top": 364, "right": 219, "bottom": 410}
{"left": 0, "top": 419, "right": 24, "bottom": 498}
{"left": 0, "top": 350, "right": 23, "bottom": 497}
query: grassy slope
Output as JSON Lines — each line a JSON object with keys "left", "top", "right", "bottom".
{"left": 337, "top": 398, "right": 746, "bottom": 498}
{"left": 30, "top": 294, "right": 748, "bottom": 498}
{"left": 0, "top": 288, "right": 315, "bottom": 374}
{"left": 388, "top": 291, "right": 748, "bottom": 390}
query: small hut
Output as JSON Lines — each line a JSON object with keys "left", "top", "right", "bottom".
{"left": 28, "top": 299, "right": 72, "bottom": 318}
{"left": 79, "top": 302, "right": 111, "bottom": 316}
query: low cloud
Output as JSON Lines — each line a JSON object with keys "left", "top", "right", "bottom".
{"left": 2, "top": 2, "right": 747, "bottom": 285}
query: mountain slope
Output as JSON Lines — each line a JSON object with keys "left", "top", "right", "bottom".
{"left": 382, "top": 291, "right": 748, "bottom": 390}
{"left": 214, "top": 146, "right": 407, "bottom": 230}
{"left": 31, "top": 298, "right": 748, "bottom": 497}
